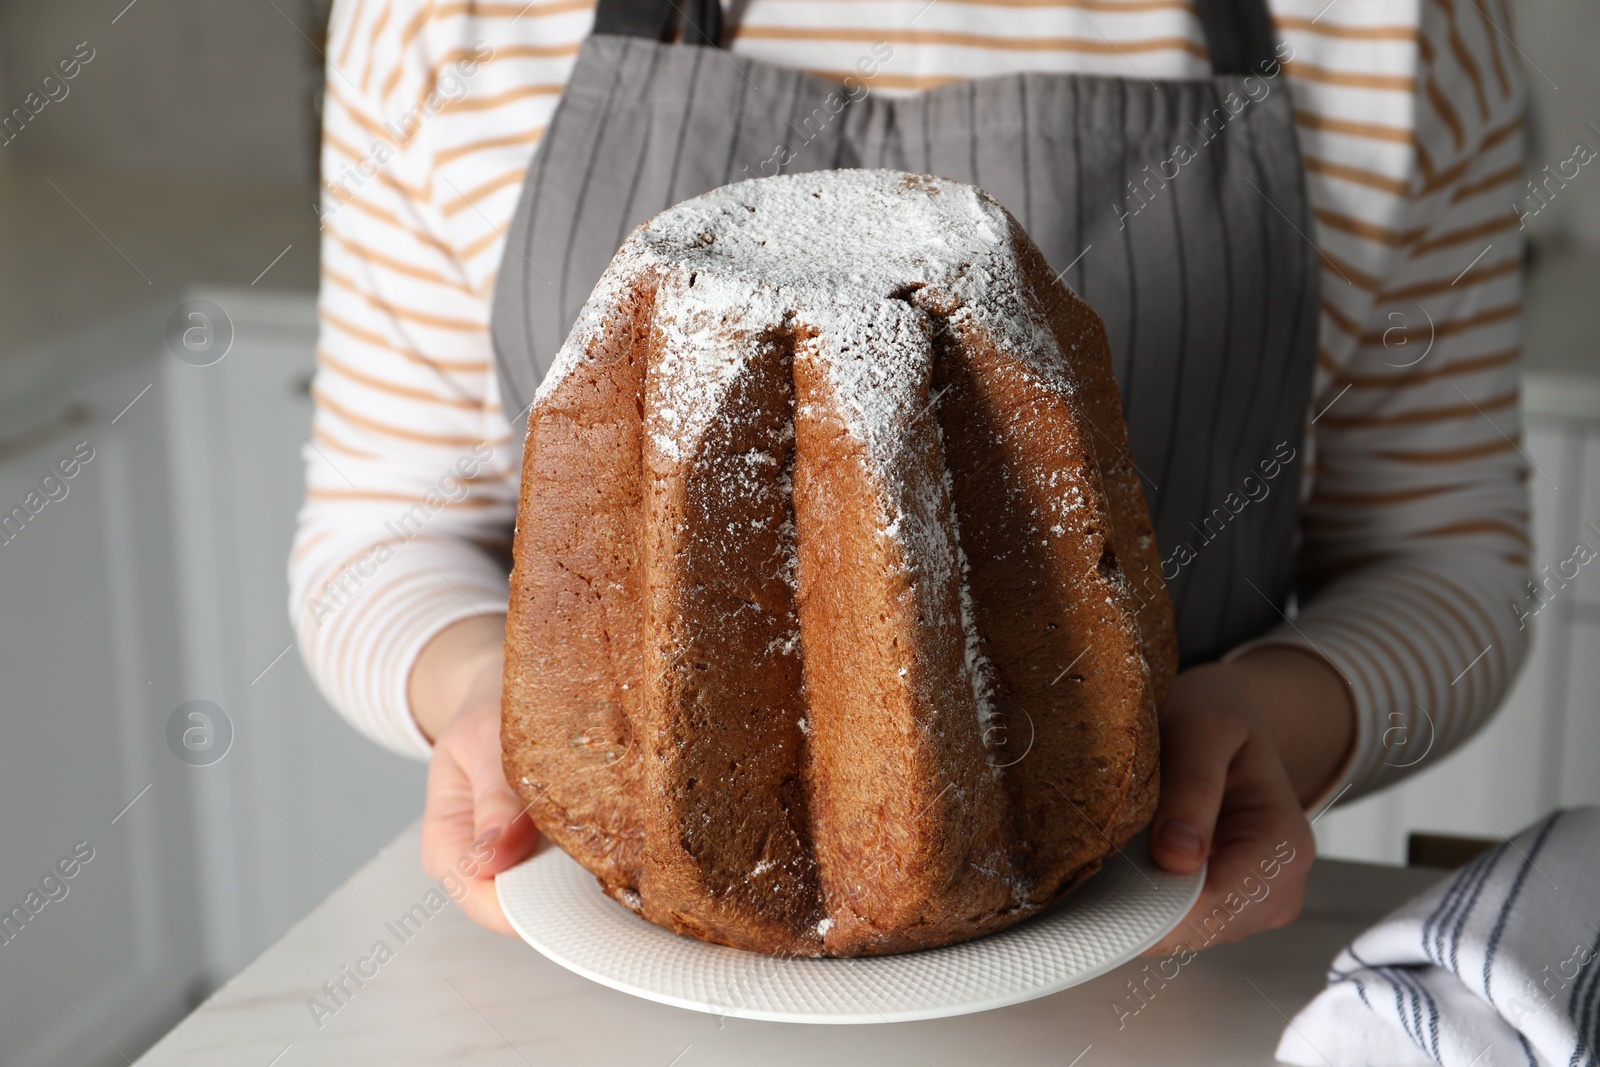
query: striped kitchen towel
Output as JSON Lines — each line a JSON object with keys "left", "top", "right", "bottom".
{"left": 1277, "top": 807, "right": 1600, "bottom": 1067}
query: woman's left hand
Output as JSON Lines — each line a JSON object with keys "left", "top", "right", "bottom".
{"left": 1143, "top": 646, "right": 1354, "bottom": 956}
{"left": 413, "top": 615, "right": 540, "bottom": 936}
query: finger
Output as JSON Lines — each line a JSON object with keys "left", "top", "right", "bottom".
{"left": 1195, "top": 731, "right": 1314, "bottom": 944}
{"left": 453, "top": 865, "right": 519, "bottom": 937}
{"left": 470, "top": 791, "right": 540, "bottom": 878}
{"left": 1144, "top": 732, "right": 1313, "bottom": 956}
{"left": 1145, "top": 826, "right": 1308, "bottom": 957}
{"left": 1149, "top": 702, "right": 1248, "bottom": 874}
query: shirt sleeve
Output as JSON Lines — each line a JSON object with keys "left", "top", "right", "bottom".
{"left": 287, "top": 0, "right": 521, "bottom": 758}
{"left": 1234, "top": 0, "right": 1532, "bottom": 803}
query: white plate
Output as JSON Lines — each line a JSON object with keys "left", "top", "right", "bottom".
{"left": 497, "top": 832, "right": 1204, "bottom": 1024}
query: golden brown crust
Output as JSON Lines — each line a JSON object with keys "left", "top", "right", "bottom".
{"left": 502, "top": 281, "right": 653, "bottom": 895}
{"left": 1012, "top": 225, "right": 1179, "bottom": 710}
{"left": 1007, "top": 220, "right": 1173, "bottom": 849}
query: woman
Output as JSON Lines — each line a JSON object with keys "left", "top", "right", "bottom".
{"left": 292, "top": 0, "right": 1530, "bottom": 951}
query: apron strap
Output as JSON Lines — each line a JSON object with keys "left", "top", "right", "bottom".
{"left": 1193, "top": 0, "right": 1279, "bottom": 75}
{"left": 593, "top": 0, "right": 1270, "bottom": 75}
{"left": 591, "top": 0, "right": 722, "bottom": 45}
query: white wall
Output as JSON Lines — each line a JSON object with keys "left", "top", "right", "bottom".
{"left": 1502, "top": 0, "right": 1600, "bottom": 247}
{"left": 0, "top": 0, "right": 327, "bottom": 183}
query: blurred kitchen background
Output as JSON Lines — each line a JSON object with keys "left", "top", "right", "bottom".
{"left": 0, "top": 1, "right": 1595, "bottom": 1064}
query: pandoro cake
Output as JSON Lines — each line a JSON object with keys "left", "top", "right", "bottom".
{"left": 502, "top": 169, "right": 1175, "bottom": 958}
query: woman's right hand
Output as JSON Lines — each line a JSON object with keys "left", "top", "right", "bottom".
{"left": 413, "top": 616, "right": 539, "bottom": 935}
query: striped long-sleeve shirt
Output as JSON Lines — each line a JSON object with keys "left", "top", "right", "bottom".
{"left": 290, "top": 0, "right": 1532, "bottom": 802}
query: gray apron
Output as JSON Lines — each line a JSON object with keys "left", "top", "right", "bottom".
{"left": 489, "top": 0, "right": 1319, "bottom": 666}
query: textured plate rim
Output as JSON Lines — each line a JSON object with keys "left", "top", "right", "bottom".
{"left": 498, "top": 835, "right": 1204, "bottom": 1025}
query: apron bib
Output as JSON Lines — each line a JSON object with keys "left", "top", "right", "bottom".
{"left": 489, "top": 0, "right": 1320, "bottom": 665}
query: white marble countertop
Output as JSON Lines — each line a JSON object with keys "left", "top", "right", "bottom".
{"left": 132, "top": 823, "right": 1444, "bottom": 1066}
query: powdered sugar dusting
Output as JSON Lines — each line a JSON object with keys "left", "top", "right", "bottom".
{"left": 803, "top": 298, "right": 957, "bottom": 591}
{"left": 646, "top": 275, "right": 793, "bottom": 462}
{"left": 535, "top": 170, "right": 1073, "bottom": 433}
{"left": 534, "top": 171, "right": 1083, "bottom": 590}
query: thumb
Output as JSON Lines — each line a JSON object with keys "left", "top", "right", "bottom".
{"left": 462, "top": 715, "right": 539, "bottom": 878}
{"left": 469, "top": 777, "right": 539, "bottom": 877}
{"left": 1150, "top": 701, "right": 1246, "bottom": 874}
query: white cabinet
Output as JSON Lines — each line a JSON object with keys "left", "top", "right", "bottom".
{"left": 0, "top": 291, "right": 424, "bottom": 1066}
{"left": 160, "top": 288, "right": 426, "bottom": 982}
{"left": 0, "top": 307, "right": 201, "bottom": 1067}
